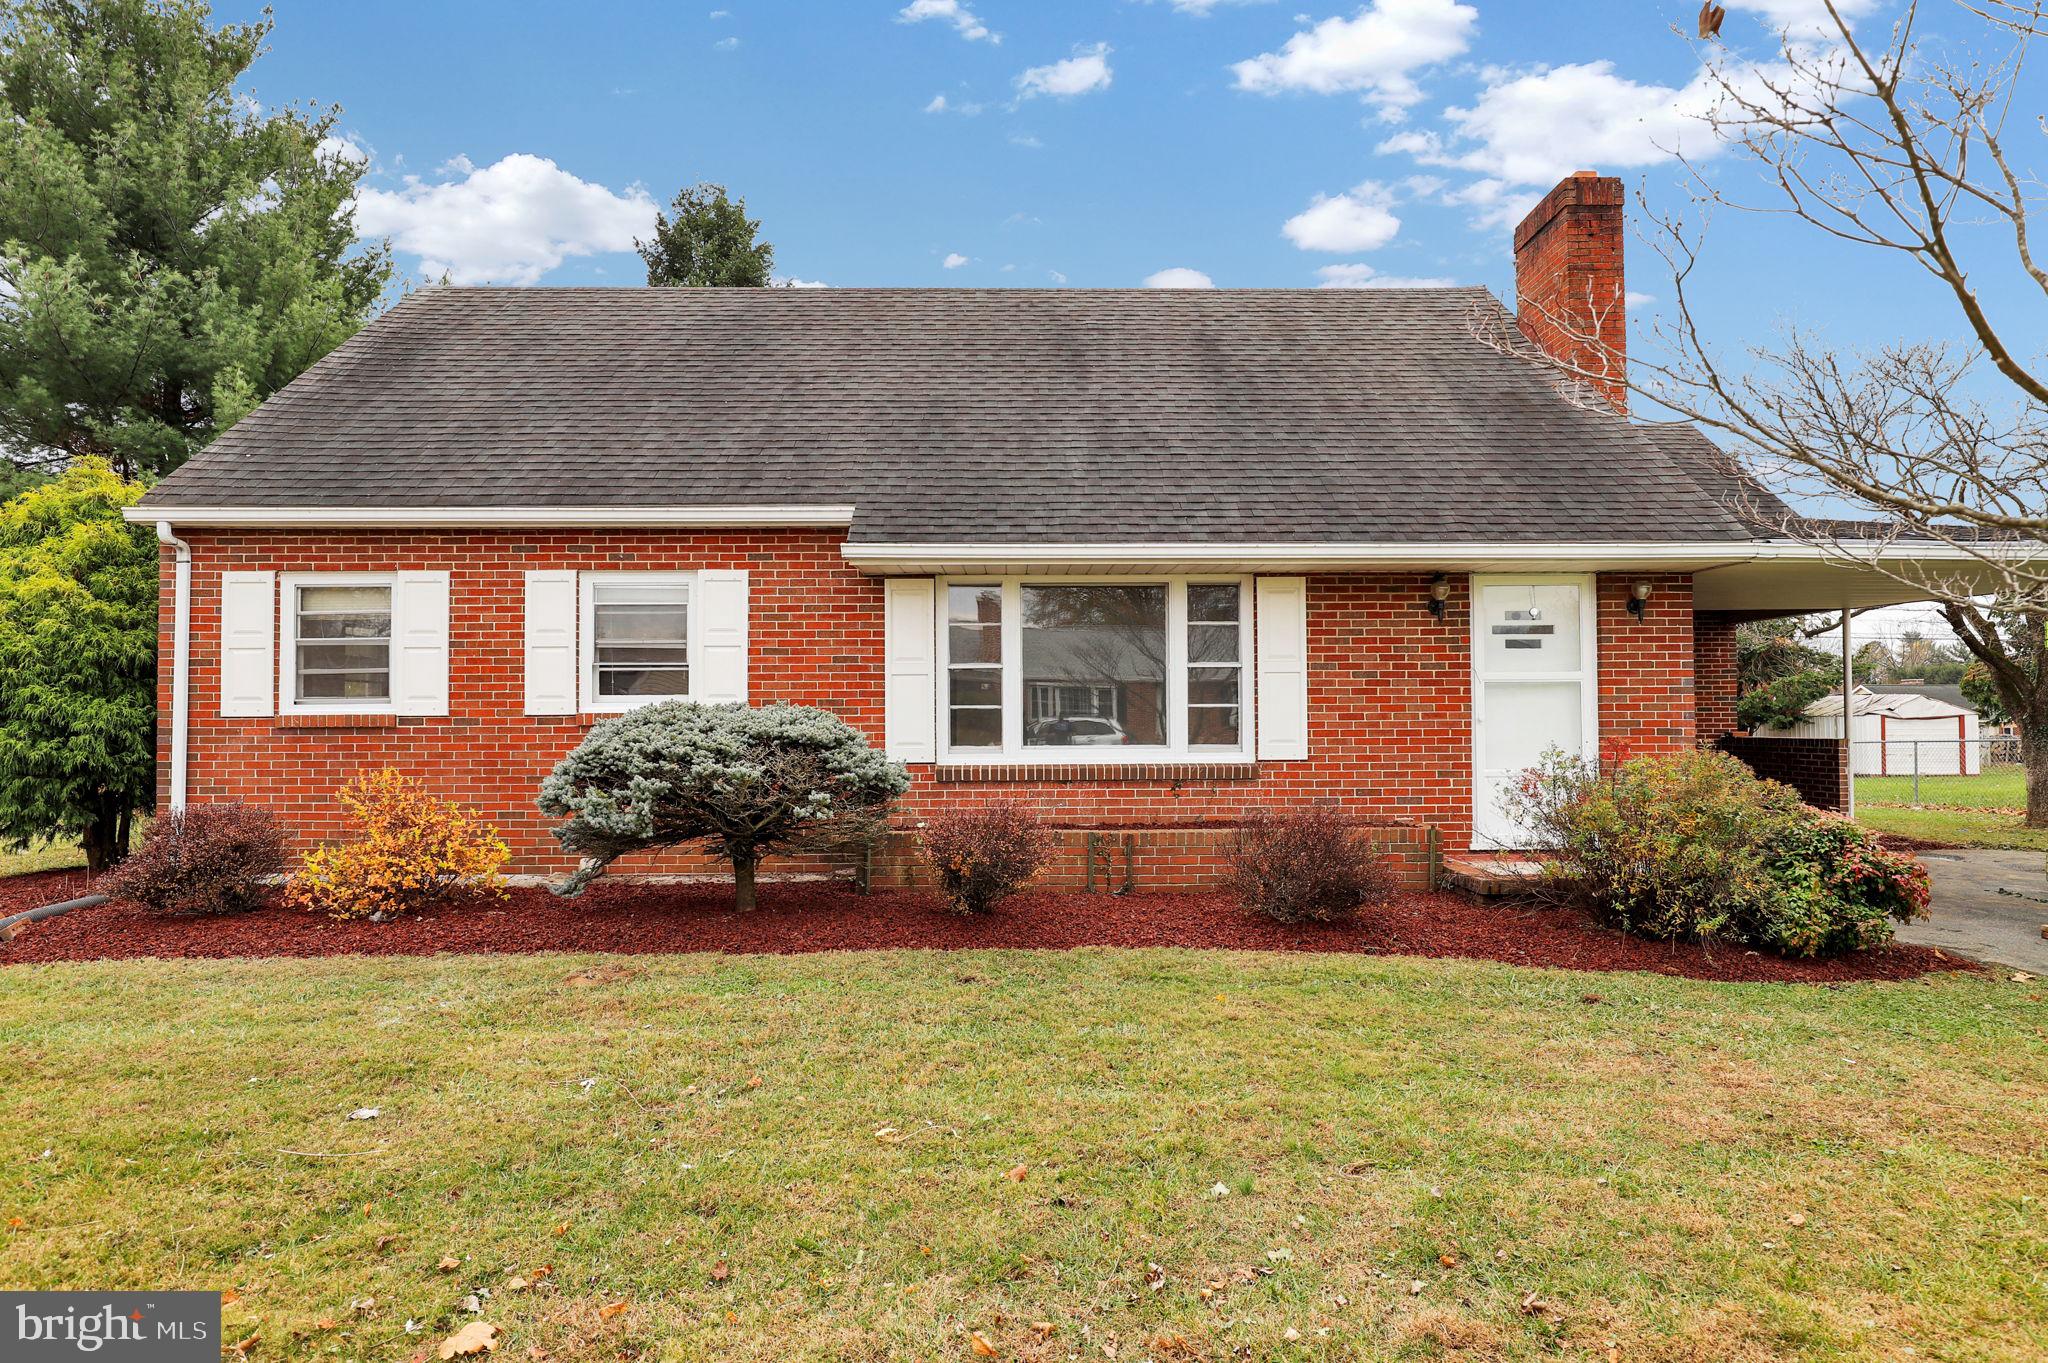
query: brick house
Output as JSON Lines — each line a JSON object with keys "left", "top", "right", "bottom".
{"left": 126, "top": 171, "right": 1970, "bottom": 890}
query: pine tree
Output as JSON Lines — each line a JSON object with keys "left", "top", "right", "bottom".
{"left": 0, "top": 0, "right": 392, "bottom": 478}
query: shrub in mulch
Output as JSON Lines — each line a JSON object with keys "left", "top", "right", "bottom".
{"left": 0, "top": 878, "right": 1972, "bottom": 985}
{"left": 285, "top": 769, "right": 510, "bottom": 920}
{"left": 920, "top": 802, "right": 1055, "bottom": 914}
{"left": 102, "top": 802, "right": 288, "bottom": 915}
{"left": 1227, "top": 806, "right": 1400, "bottom": 924}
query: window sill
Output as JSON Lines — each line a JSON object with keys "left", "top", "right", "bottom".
{"left": 275, "top": 712, "right": 402, "bottom": 730}
{"left": 934, "top": 760, "right": 1259, "bottom": 784}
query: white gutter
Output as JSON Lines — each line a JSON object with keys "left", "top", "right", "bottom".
{"left": 838, "top": 539, "right": 1985, "bottom": 570}
{"left": 123, "top": 504, "right": 857, "bottom": 529}
{"left": 155, "top": 522, "right": 191, "bottom": 812}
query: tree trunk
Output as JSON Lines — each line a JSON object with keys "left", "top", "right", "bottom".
{"left": 81, "top": 818, "right": 120, "bottom": 876}
{"left": 732, "top": 852, "right": 758, "bottom": 912}
{"left": 2023, "top": 715, "right": 2048, "bottom": 829}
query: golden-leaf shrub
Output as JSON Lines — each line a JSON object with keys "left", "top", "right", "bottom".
{"left": 285, "top": 769, "right": 510, "bottom": 919}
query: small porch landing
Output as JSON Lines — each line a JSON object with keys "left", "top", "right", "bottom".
{"left": 1441, "top": 854, "right": 1550, "bottom": 898}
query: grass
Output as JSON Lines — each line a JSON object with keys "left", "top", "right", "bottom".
{"left": 0, "top": 838, "right": 87, "bottom": 879}
{"left": 2, "top": 951, "right": 2043, "bottom": 1361}
{"left": 1855, "top": 766, "right": 2048, "bottom": 849}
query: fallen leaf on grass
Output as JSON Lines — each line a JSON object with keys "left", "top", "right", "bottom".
{"left": 1438, "top": 1253, "right": 1459, "bottom": 1268}
{"left": 1409, "top": 1280, "right": 1425, "bottom": 1295}
{"left": 598, "top": 1302, "right": 628, "bottom": 1322}
{"left": 551, "top": 1223, "right": 569, "bottom": 1237}
{"left": 1787, "top": 1213, "right": 1807, "bottom": 1228}
{"left": 710, "top": 1261, "right": 730, "bottom": 1283}
{"left": 504, "top": 1276, "right": 528, "bottom": 1292}
{"left": 437, "top": 1321, "right": 499, "bottom": 1359}
{"left": 968, "top": 1330, "right": 1000, "bottom": 1356}
{"left": 1519, "top": 1291, "right": 1550, "bottom": 1316}
{"left": 1005, "top": 1164, "right": 1028, "bottom": 1182}
{"left": 1149, "top": 1331, "right": 1193, "bottom": 1354}
{"left": 228, "top": 1332, "right": 259, "bottom": 1356}
{"left": 5, "top": 1217, "right": 22, "bottom": 1229}
{"left": 376, "top": 1235, "right": 401, "bottom": 1252}
{"left": 221, "top": 1288, "right": 241, "bottom": 1306}
{"left": 437, "top": 1256, "right": 461, "bottom": 1273}
{"left": 349, "top": 1108, "right": 380, "bottom": 1121}
{"left": 874, "top": 1127, "right": 906, "bottom": 1144}
{"left": 1029, "top": 1322, "right": 1056, "bottom": 1339}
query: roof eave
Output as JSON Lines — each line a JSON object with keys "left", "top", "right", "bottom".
{"left": 124, "top": 504, "right": 859, "bottom": 529}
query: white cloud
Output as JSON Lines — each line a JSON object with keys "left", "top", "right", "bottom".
{"left": 1315, "top": 262, "right": 1457, "bottom": 288}
{"left": 1725, "top": 0, "right": 1875, "bottom": 40}
{"left": 1017, "top": 43, "right": 1113, "bottom": 99}
{"left": 1009, "top": 132, "right": 1044, "bottom": 148}
{"left": 714, "top": 35, "right": 740, "bottom": 50}
{"left": 1150, "top": 0, "right": 1274, "bottom": 11}
{"left": 774, "top": 276, "right": 830, "bottom": 289}
{"left": 353, "top": 153, "right": 657, "bottom": 286}
{"left": 1231, "top": 0, "right": 1477, "bottom": 116}
{"left": 924, "top": 93, "right": 985, "bottom": 115}
{"left": 1281, "top": 182, "right": 1401, "bottom": 252}
{"left": 1143, "top": 267, "right": 1216, "bottom": 288}
{"left": 709, "top": 8, "right": 729, "bottom": 16}
{"left": 1048, "top": 269, "right": 1069, "bottom": 285}
{"left": 1625, "top": 290, "right": 1655, "bottom": 310}
{"left": 316, "top": 134, "right": 370, "bottom": 168}
{"left": 1381, "top": 58, "right": 1798, "bottom": 189}
{"left": 898, "top": 0, "right": 999, "bottom": 44}
{"left": 943, "top": 252, "right": 971, "bottom": 269}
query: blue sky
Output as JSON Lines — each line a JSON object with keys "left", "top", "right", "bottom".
{"left": 218, "top": 0, "right": 2033, "bottom": 645}
{"left": 218, "top": 2, "right": 2027, "bottom": 345}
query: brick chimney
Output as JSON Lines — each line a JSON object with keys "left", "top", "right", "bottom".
{"left": 1512, "top": 170, "right": 1627, "bottom": 412}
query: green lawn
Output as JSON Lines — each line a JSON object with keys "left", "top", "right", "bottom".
{"left": 1854, "top": 766, "right": 2048, "bottom": 849}
{"left": 0, "top": 838, "right": 87, "bottom": 879}
{"left": 2, "top": 950, "right": 2043, "bottom": 1361}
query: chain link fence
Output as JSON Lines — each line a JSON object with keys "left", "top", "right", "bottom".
{"left": 1850, "top": 736, "right": 2024, "bottom": 810}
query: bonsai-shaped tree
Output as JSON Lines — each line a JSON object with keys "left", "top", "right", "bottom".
{"left": 539, "top": 702, "right": 908, "bottom": 909}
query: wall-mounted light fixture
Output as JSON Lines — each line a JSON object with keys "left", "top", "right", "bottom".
{"left": 1428, "top": 573, "right": 1451, "bottom": 619}
{"left": 1627, "top": 581, "right": 1654, "bottom": 619}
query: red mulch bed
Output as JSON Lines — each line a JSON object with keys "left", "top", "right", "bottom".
{"left": 0, "top": 876, "right": 1970, "bottom": 984}
{"left": 0, "top": 868, "right": 99, "bottom": 917}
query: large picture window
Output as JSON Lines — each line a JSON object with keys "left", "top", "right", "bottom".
{"left": 937, "top": 577, "right": 1252, "bottom": 761}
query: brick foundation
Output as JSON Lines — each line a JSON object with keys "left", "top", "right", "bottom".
{"left": 868, "top": 821, "right": 1439, "bottom": 894}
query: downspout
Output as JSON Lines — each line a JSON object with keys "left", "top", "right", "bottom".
{"left": 1841, "top": 608, "right": 1855, "bottom": 818}
{"left": 156, "top": 521, "right": 191, "bottom": 812}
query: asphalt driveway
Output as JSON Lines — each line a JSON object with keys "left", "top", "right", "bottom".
{"left": 1901, "top": 848, "right": 2048, "bottom": 973}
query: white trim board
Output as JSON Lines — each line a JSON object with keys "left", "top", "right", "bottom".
{"left": 123, "top": 505, "right": 857, "bottom": 529}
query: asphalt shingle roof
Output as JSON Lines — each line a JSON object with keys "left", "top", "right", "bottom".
{"left": 142, "top": 286, "right": 1758, "bottom": 545}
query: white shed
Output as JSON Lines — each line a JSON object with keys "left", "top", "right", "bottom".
{"left": 1769, "top": 685, "right": 1980, "bottom": 775}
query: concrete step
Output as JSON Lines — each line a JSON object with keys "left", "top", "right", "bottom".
{"left": 1440, "top": 854, "right": 1551, "bottom": 898}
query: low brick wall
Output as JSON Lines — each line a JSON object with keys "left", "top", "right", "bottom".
{"left": 868, "top": 821, "right": 1440, "bottom": 894}
{"left": 1716, "top": 734, "right": 1848, "bottom": 811}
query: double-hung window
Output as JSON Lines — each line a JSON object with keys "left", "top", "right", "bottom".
{"left": 580, "top": 573, "right": 694, "bottom": 709}
{"left": 287, "top": 579, "right": 394, "bottom": 707}
{"left": 939, "top": 577, "right": 1252, "bottom": 760}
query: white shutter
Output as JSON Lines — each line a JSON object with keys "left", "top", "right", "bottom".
{"left": 1255, "top": 576, "right": 1309, "bottom": 760}
{"left": 523, "top": 570, "right": 579, "bottom": 715}
{"left": 696, "top": 569, "right": 749, "bottom": 703}
{"left": 218, "top": 571, "right": 275, "bottom": 717}
{"left": 392, "top": 571, "right": 451, "bottom": 716}
{"left": 883, "top": 577, "right": 937, "bottom": 761}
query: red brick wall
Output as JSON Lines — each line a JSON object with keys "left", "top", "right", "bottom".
{"left": 1595, "top": 572, "right": 1696, "bottom": 764}
{"left": 1513, "top": 172, "right": 1628, "bottom": 412}
{"left": 1693, "top": 610, "right": 1741, "bottom": 743}
{"left": 157, "top": 532, "right": 1697, "bottom": 879}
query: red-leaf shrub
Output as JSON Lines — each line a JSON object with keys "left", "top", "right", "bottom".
{"left": 920, "top": 803, "right": 1055, "bottom": 914}
{"left": 103, "top": 803, "right": 289, "bottom": 915}
{"left": 1227, "top": 806, "right": 1398, "bottom": 924}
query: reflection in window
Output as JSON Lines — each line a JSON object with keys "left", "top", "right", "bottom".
{"left": 593, "top": 581, "right": 690, "bottom": 698}
{"left": 1022, "top": 585, "right": 1166, "bottom": 747}
{"left": 947, "top": 585, "right": 1003, "bottom": 748}
{"left": 295, "top": 584, "right": 392, "bottom": 701}
{"left": 1186, "top": 583, "right": 1242, "bottom": 747}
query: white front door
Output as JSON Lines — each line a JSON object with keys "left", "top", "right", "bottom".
{"left": 1471, "top": 575, "right": 1598, "bottom": 849}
